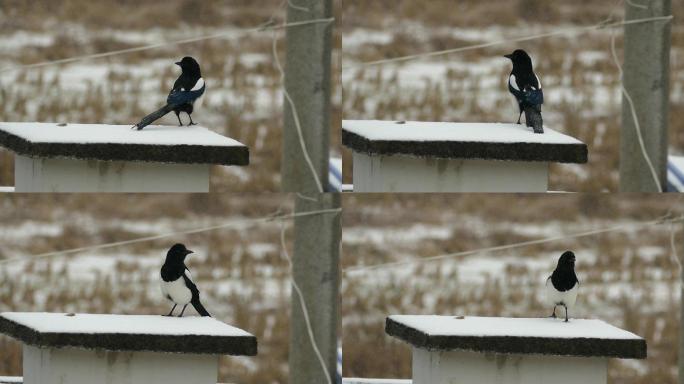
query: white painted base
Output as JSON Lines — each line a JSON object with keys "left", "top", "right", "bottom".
{"left": 14, "top": 155, "right": 210, "bottom": 192}
{"left": 23, "top": 345, "right": 218, "bottom": 384}
{"left": 352, "top": 152, "right": 549, "bottom": 192}
{"left": 412, "top": 349, "right": 607, "bottom": 384}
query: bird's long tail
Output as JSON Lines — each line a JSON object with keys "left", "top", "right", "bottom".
{"left": 191, "top": 296, "right": 211, "bottom": 317}
{"left": 132, "top": 103, "right": 175, "bottom": 131}
{"left": 524, "top": 105, "right": 544, "bottom": 134}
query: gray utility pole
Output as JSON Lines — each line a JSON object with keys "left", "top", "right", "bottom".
{"left": 289, "top": 194, "right": 341, "bottom": 384}
{"left": 282, "top": 2, "right": 338, "bottom": 382}
{"left": 681, "top": 251, "right": 684, "bottom": 384}
{"left": 619, "top": 0, "right": 671, "bottom": 192}
{"left": 281, "top": 0, "right": 333, "bottom": 193}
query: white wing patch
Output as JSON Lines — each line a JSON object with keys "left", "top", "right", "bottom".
{"left": 191, "top": 78, "right": 205, "bottom": 91}
{"left": 508, "top": 74, "right": 519, "bottom": 91}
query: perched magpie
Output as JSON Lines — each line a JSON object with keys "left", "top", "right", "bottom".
{"left": 160, "top": 243, "right": 211, "bottom": 317}
{"left": 545, "top": 251, "right": 579, "bottom": 322}
{"left": 504, "top": 49, "right": 544, "bottom": 134}
{"left": 132, "top": 56, "right": 205, "bottom": 130}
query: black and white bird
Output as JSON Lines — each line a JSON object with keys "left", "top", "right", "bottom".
{"left": 545, "top": 251, "right": 579, "bottom": 322}
{"left": 160, "top": 243, "right": 211, "bottom": 317}
{"left": 504, "top": 49, "right": 544, "bottom": 134}
{"left": 132, "top": 56, "right": 205, "bottom": 130}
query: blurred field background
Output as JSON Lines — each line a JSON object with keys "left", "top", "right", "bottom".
{"left": 0, "top": 193, "right": 303, "bottom": 383}
{"left": 342, "top": 194, "right": 684, "bottom": 383}
{"left": 0, "top": 0, "right": 341, "bottom": 192}
{"left": 341, "top": 0, "right": 684, "bottom": 192}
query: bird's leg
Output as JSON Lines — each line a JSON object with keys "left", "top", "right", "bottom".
{"left": 563, "top": 304, "right": 569, "bottom": 322}
{"left": 178, "top": 304, "right": 188, "bottom": 317}
{"left": 175, "top": 112, "right": 183, "bottom": 126}
{"left": 517, "top": 110, "right": 523, "bottom": 124}
{"left": 187, "top": 114, "right": 197, "bottom": 126}
{"left": 165, "top": 304, "right": 177, "bottom": 317}
{"left": 549, "top": 305, "right": 557, "bottom": 318}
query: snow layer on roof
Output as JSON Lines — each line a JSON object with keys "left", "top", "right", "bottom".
{"left": 342, "top": 120, "right": 583, "bottom": 145}
{"left": 1, "top": 312, "right": 253, "bottom": 338}
{"left": 0, "top": 123, "right": 245, "bottom": 147}
{"left": 388, "top": 315, "right": 642, "bottom": 340}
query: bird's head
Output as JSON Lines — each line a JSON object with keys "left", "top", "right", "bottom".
{"left": 504, "top": 49, "right": 532, "bottom": 67}
{"left": 175, "top": 56, "right": 201, "bottom": 75}
{"left": 167, "top": 243, "right": 193, "bottom": 261}
{"left": 557, "top": 250, "right": 576, "bottom": 269}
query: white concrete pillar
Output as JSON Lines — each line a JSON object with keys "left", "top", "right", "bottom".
{"left": 385, "top": 315, "right": 646, "bottom": 384}
{"left": 343, "top": 120, "right": 588, "bottom": 193}
{"left": 23, "top": 345, "right": 218, "bottom": 384}
{"left": 14, "top": 155, "right": 210, "bottom": 193}
{"left": 352, "top": 152, "right": 549, "bottom": 192}
{"left": 412, "top": 348, "right": 606, "bottom": 384}
{"left": 0, "top": 122, "right": 249, "bottom": 193}
{"left": 0, "top": 312, "right": 256, "bottom": 384}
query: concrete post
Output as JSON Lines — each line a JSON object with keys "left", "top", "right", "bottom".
{"left": 386, "top": 316, "right": 646, "bottom": 384}
{"left": 680, "top": 229, "right": 684, "bottom": 384}
{"left": 23, "top": 346, "right": 218, "bottom": 384}
{"left": 681, "top": 274, "right": 684, "bottom": 384}
{"left": 619, "top": 0, "right": 671, "bottom": 192}
{"left": 342, "top": 121, "right": 587, "bottom": 192}
{"left": 289, "top": 193, "right": 341, "bottom": 384}
{"left": 281, "top": 0, "right": 333, "bottom": 192}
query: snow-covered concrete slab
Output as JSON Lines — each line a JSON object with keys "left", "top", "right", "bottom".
{"left": 0, "top": 312, "right": 257, "bottom": 355}
{"left": 0, "top": 123, "right": 249, "bottom": 165}
{"left": 386, "top": 315, "right": 646, "bottom": 359}
{"left": 343, "top": 120, "right": 587, "bottom": 163}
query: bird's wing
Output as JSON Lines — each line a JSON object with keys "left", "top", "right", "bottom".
{"left": 167, "top": 86, "right": 205, "bottom": 106}
{"left": 183, "top": 268, "right": 211, "bottom": 316}
{"left": 171, "top": 77, "right": 185, "bottom": 92}
{"left": 182, "top": 269, "right": 200, "bottom": 297}
{"left": 167, "top": 77, "right": 205, "bottom": 105}
{"left": 508, "top": 74, "right": 520, "bottom": 91}
{"left": 185, "top": 268, "right": 194, "bottom": 283}
{"left": 190, "top": 78, "right": 205, "bottom": 91}
{"left": 523, "top": 88, "right": 544, "bottom": 106}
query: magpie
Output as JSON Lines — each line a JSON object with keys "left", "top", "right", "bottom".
{"left": 504, "top": 49, "right": 544, "bottom": 134}
{"left": 132, "top": 56, "right": 205, "bottom": 130}
{"left": 160, "top": 243, "right": 211, "bottom": 317}
{"left": 545, "top": 251, "right": 579, "bottom": 322}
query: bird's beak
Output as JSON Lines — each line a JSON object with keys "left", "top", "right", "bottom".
{"left": 175, "top": 61, "right": 181, "bottom": 66}
{"left": 185, "top": 250, "right": 194, "bottom": 255}
{"left": 503, "top": 54, "right": 512, "bottom": 59}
